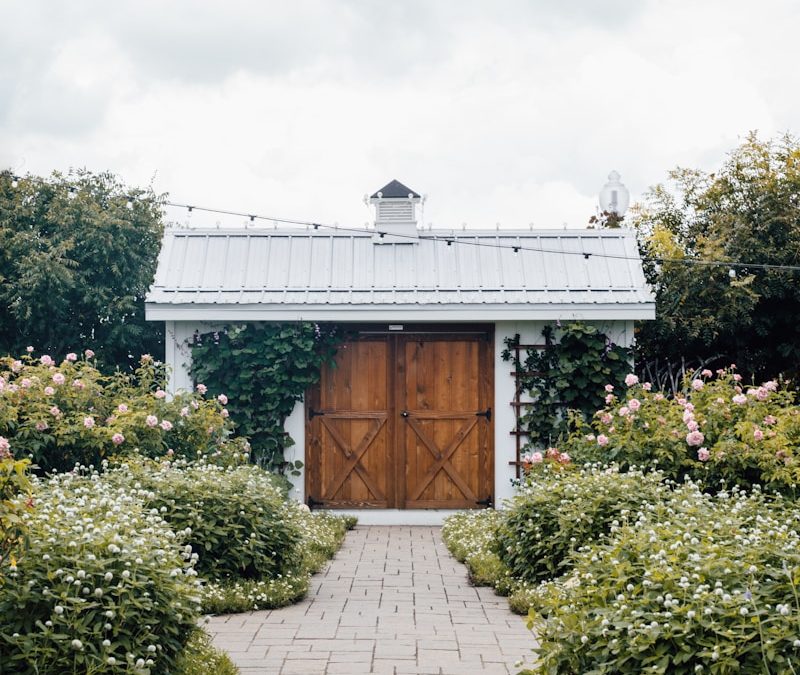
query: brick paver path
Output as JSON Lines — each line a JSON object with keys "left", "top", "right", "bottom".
{"left": 207, "top": 526, "right": 535, "bottom": 674}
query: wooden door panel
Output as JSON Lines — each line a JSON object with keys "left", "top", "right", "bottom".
{"left": 400, "top": 338, "right": 493, "bottom": 509}
{"left": 307, "top": 338, "right": 391, "bottom": 508}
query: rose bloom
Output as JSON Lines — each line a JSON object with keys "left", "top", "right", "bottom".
{"left": 755, "top": 387, "right": 769, "bottom": 401}
{"left": 753, "top": 428, "right": 764, "bottom": 441}
{"left": 35, "top": 421, "right": 48, "bottom": 431}
{"left": 85, "top": 349, "right": 95, "bottom": 358}
{"left": 44, "top": 386, "right": 55, "bottom": 396}
{"left": 764, "top": 380, "right": 778, "bottom": 392}
{"left": 112, "top": 433, "right": 125, "bottom": 446}
{"left": 72, "top": 379, "right": 85, "bottom": 389}
{"left": 558, "top": 452, "right": 571, "bottom": 464}
{"left": 180, "top": 406, "right": 190, "bottom": 417}
{"left": 159, "top": 419, "right": 173, "bottom": 431}
{"left": 683, "top": 409, "right": 695, "bottom": 423}
{"left": 686, "top": 430, "right": 705, "bottom": 447}
{"left": 628, "top": 398, "right": 641, "bottom": 412}
{"left": 624, "top": 373, "right": 639, "bottom": 387}
{"left": 190, "top": 400, "right": 200, "bottom": 410}
{"left": 545, "top": 447, "right": 560, "bottom": 459}
{"left": 65, "top": 353, "right": 77, "bottom": 362}
{"left": 686, "top": 420, "right": 699, "bottom": 432}
{"left": 618, "top": 406, "right": 630, "bottom": 417}
{"left": 701, "top": 369, "right": 713, "bottom": 378}
{"left": 83, "top": 416, "right": 95, "bottom": 429}
{"left": 597, "top": 434, "right": 609, "bottom": 447}
{"left": 196, "top": 383, "right": 208, "bottom": 395}
{"left": 764, "top": 415, "right": 777, "bottom": 426}
{"left": 732, "top": 394, "right": 747, "bottom": 405}
{"left": 605, "top": 394, "right": 614, "bottom": 405}
{"left": 49, "top": 406, "right": 61, "bottom": 417}
{"left": 691, "top": 379, "right": 704, "bottom": 391}
{"left": 676, "top": 398, "right": 687, "bottom": 406}
{"left": 118, "top": 404, "right": 128, "bottom": 413}
{"left": 145, "top": 415, "right": 158, "bottom": 428}
{"left": 0, "top": 436, "right": 11, "bottom": 452}
{"left": 154, "top": 389, "right": 167, "bottom": 399}
{"left": 20, "top": 378, "right": 32, "bottom": 388}
{"left": 716, "top": 397, "right": 725, "bottom": 405}
{"left": 40, "top": 355, "right": 54, "bottom": 367}
{"left": 653, "top": 393, "right": 665, "bottom": 401}
{"left": 697, "top": 447, "right": 710, "bottom": 462}
{"left": 218, "top": 394, "right": 228, "bottom": 405}
{"left": 26, "top": 346, "right": 33, "bottom": 353}
{"left": 604, "top": 384, "right": 614, "bottom": 393}
{"left": 52, "top": 373, "right": 65, "bottom": 385}
{"left": 642, "top": 382, "right": 652, "bottom": 391}
{"left": 600, "top": 413, "right": 613, "bottom": 425}
{"left": 733, "top": 373, "right": 742, "bottom": 382}
{"left": 530, "top": 451, "right": 543, "bottom": 464}
{"left": 11, "top": 360, "right": 22, "bottom": 373}
{"left": 221, "top": 409, "right": 229, "bottom": 418}
{"left": 746, "top": 388, "right": 758, "bottom": 397}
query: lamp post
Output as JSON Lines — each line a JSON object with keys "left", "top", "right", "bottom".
{"left": 599, "top": 170, "right": 630, "bottom": 227}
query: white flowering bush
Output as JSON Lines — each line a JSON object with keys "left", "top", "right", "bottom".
{"left": 0, "top": 470, "right": 201, "bottom": 674}
{"left": 495, "top": 464, "right": 669, "bottom": 583}
{"left": 566, "top": 368, "right": 800, "bottom": 493}
{"left": 527, "top": 482, "right": 800, "bottom": 674}
{"left": 441, "top": 509, "right": 513, "bottom": 589}
{"left": 0, "top": 351, "right": 236, "bottom": 473}
{"left": 106, "top": 458, "right": 302, "bottom": 581}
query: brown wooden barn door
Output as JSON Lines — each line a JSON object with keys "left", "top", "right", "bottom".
{"left": 306, "top": 337, "right": 392, "bottom": 508}
{"left": 398, "top": 335, "right": 494, "bottom": 509}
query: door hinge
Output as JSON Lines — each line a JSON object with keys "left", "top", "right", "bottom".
{"left": 308, "top": 408, "right": 324, "bottom": 420}
{"left": 476, "top": 495, "right": 493, "bottom": 508}
{"left": 476, "top": 408, "right": 492, "bottom": 422}
{"left": 307, "top": 495, "right": 324, "bottom": 509}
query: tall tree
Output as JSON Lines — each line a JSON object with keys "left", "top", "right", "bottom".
{"left": 0, "top": 169, "right": 164, "bottom": 369}
{"left": 633, "top": 133, "right": 800, "bottom": 380}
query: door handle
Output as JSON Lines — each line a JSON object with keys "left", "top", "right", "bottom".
{"left": 400, "top": 410, "right": 409, "bottom": 417}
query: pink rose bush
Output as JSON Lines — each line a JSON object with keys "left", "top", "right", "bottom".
{"left": 0, "top": 351, "right": 236, "bottom": 472}
{"left": 562, "top": 367, "right": 800, "bottom": 492}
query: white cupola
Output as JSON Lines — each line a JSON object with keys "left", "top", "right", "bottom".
{"left": 370, "top": 179, "right": 421, "bottom": 243}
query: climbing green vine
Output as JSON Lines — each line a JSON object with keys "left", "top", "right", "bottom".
{"left": 189, "top": 323, "right": 341, "bottom": 472}
{"left": 502, "top": 323, "right": 631, "bottom": 448}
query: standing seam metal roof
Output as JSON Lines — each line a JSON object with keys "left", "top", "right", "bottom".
{"left": 145, "top": 227, "right": 655, "bottom": 318}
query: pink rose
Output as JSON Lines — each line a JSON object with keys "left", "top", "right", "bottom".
{"left": 686, "top": 430, "right": 705, "bottom": 447}
{"left": 166, "top": 448, "right": 174, "bottom": 457}
{"left": 605, "top": 394, "right": 614, "bottom": 405}
{"left": 676, "top": 398, "right": 687, "bottom": 406}
{"left": 628, "top": 398, "right": 641, "bottom": 412}
{"left": 180, "top": 406, "right": 190, "bottom": 417}
{"left": 545, "top": 447, "right": 560, "bottom": 459}
{"left": 600, "top": 413, "right": 613, "bottom": 425}
{"left": 604, "top": 384, "right": 614, "bottom": 393}
{"left": 40, "top": 355, "right": 54, "bottom": 367}
{"left": 753, "top": 428, "right": 764, "bottom": 441}
{"left": 619, "top": 406, "right": 630, "bottom": 417}
{"left": 190, "top": 400, "right": 199, "bottom": 410}
{"left": 85, "top": 349, "right": 95, "bottom": 358}
{"left": 642, "top": 382, "right": 652, "bottom": 391}
{"left": 154, "top": 389, "right": 167, "bottom": 399}
{"left": 624, "top": 373, "right": 639, "bottom": 387}
{"left": 72, "top": 379, "right": 85, "bottom": 389}
{"left": 141, "top": 354, "right": 153, "bottom": 362}
{"left": 65, "top": 353, "right": 77, "bottom": 362}
{"left": 686, "top": 420, "right": 699, "bottom": 432}
{"left": 755, "top": 387, "right": 769, "bottom": 401}
{"left": 764, "top": 415, "right": 777, "bottom": 426}
{"left": 217, "top": 394, "right": 228, "bottom": 405}
{"left": 530, "top": 451, "right": 543, "bottom": 464}
{"left": 52, "top": 373, "right": 65, "bottom": 385}
{"left": 221, "top": 409, "right": 229, "bottom": 418}
{"left": 196, "top": 384, "right": 207, "bottom": 395}
{"left": 35, "top": 421, "right": 48, "bottom": 431}
{"left": 11, "top": 360, "right": 22, "bottom": 373}
{"left": 25, "top": 346, "right": 33, "bottom": 353}
{"left": 597, "top": 434, "right": 609, "bottom": 447}
{"left": 716, "top": 397, "right": 725, "bottom": 405}
{"left": 653, "top": 393, "right": 665, "bottom": 401}
{"left": 112, "top": 433, "right": 125, "bottom": 445}
{"left": 49, "top": 406, "right": 61, "bottom": 417}
{"left": 83, "top": 416, "right": 95, "bottom": 429}
{"left": 683, "top": 410, "right": 695, "bottom": 423}
{"left": 585, "top": 434, "right": 596, "bottom": 441}
{"left": 697, "top": 447, "right": 710, "bottom": 462}
{"left": 118, "top": 404, "right": 128, "bottom": 413}
{"left": 146, "top": 415, "right": 158, "bottom": 428}
{"left": 732, "top": 394, "right": 747, "bottom": 405}
{"left": 701, "top": 369, "right": 713, "bottom": 378}
{"left": 558, "top": 452, "right": 571, "bottom": 464}
{"left": 159, "top": 419, "right": 173, "bottom": 431}
{"left": 0, "top": 436, "right": 10, "bottom": 459}
{"left": 763, "top": 380, "right": 778, "bottom": 392}
{"left": 44, "top": 386, "right": 55, "bottom": 396}
{"left": 733, "top": 374, "right": 742, "bottom": 382}
{"left": 691, "top": 379, "right": 704, "bottom": 391}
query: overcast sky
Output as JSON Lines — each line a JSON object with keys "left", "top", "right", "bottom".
{"left": 1, "top": 0, "right": 798, "bottom": 230}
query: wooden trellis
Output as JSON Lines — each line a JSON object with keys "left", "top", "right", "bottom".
{"left": 507, "top": 342, "right": 546, "bottom": 478}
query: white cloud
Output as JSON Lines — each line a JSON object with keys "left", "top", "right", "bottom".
{"left": 1, "top": 0, "right": 798, "bottom": 229}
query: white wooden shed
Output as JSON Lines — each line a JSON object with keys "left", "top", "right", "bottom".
{"left": 145, "top": 180, "right": 654, "bottom": 524}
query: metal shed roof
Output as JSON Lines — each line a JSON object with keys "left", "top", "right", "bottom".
{"left": 145, "top": 227, "right": 655, "bottom": 321}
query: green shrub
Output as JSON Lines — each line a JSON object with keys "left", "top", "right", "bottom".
{"left": 441, "top": 509, "right": 513, "bottom": 589}
{"left": 495, "top": 464, "right": 669, "bottom": 583}
{"left": 0, "top": 436, "right": 32, "bottom": 570}
{"left": 565, "top": 368, "right": 800, "bottom": 493}
{"left": 0, "top": 353, "right": 235, "bottom": 473}
{"left": 0, "top": 470, "right": 201, "bottom": 674}
{"left": 175, "top": 630, "right": 239, "bottom": 675}
{"left": 528, "top": 483, "right": 800, "bottom": 674}
{"left": 107, "top": 458, "right": 302, "bottom": 581}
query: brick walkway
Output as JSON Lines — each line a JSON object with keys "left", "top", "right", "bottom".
{"left": 207, "top": 526, "right": 535, "bottom": 674}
